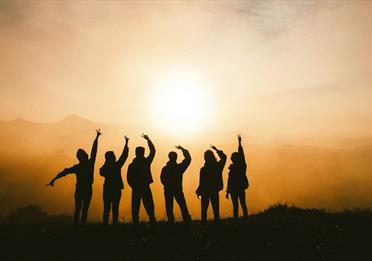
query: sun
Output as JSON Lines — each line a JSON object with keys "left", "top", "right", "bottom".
{"left": 150, "top": 69, "right": 211, "bottom": 135}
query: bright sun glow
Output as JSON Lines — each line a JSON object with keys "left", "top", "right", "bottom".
{"left": 150, "top": 69, "right": 211, "bottom": 134}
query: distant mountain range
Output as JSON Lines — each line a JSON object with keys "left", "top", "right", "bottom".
{"left": 0, "top": 115, "right": 372, "bottom": 219}
{"left": 1, "top": 115, "right": 371, "bottom": 156}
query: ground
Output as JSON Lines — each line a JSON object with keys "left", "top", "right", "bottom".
{"left": 0, "top": 204, "right": 371, "bottom": 260}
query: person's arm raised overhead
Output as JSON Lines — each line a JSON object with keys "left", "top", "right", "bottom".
{"left": 117, "top": 136, "right": 129, "bottom": 167}
{"left": 141, "top": 133, "right": 155, "bottom": 163}
{"left": 176, "top": 145, "right": 191, "bottom": 173}
{"left": 46, "top": 165, "right": 77, "bottom": 187}
{"left": 90, "top": 129, "right": 101, "bottom": 164}
{"left": 238, "top": 134, "right": 246, "bottom": 165}
{"left": 210, "top": 144, "right": 227, "bottom": 169}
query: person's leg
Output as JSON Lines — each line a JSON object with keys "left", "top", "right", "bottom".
{"left": 142, "top": 186, "right": 156, "bottom": 223}
{"left": 230, "top": 192, "right": 239, "bottom": 219}
{"left": 238, "top": 190, "right": 248, "bottom": 217}
{"left": 81, "top": 186, "right": 93, "bottom": 228}
{"left": 131, "top": 189, "right": 141, "bottom": 224}
{"left": 103, "top": 187, "right": 111, "bottom": 226}
{"left": 210, "top": 192, "right": 220, "bottom": 221}
{"left": 201, "top": 195, "right": 209, "bottom": 223}
{"left": 164, "top": 191, "right": 174, "bottom": 223}
{"left": 175, "top": 191, "right": 191, "bottom": 223}
{"left": 74, "top": 189, "right": 82, "bottom": 228}
{"left": 112, "top": 190, "right": 122, "bottom": 225}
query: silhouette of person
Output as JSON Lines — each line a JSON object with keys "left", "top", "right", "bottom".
{"left": 226, "top": 135, "right": 249, "bottom": 218}
{"left": 127, "top": 133, "right": 156, "bottom": 224}
{"left": 196, "top": 145, "right": 226, "bottom": 223}
{"left": 46, "top": 129, "right": 101, "bottom": 228}
{"left": 100, "top": 136, "right": 129, "bottom": 226}
{"left": 160, "top": 145, "right": 192, "bottom": 223}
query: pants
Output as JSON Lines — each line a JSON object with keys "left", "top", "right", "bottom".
{"left": 103, "top": 187, "right": 122, "bottom": 225}
{"left": 201, "top": 191, "right": 219, "bottom": 222}
{"left": 230, "top": 190, "right": 248, "bottom": 218}
{"left": 164, "top": 190, "right": 191, "bottom": 223}
{"left": 131, "top": 186, "right": 156, "bottom": 224}
{"left": 74, "top": 185, "right": 92, "bottom": 228}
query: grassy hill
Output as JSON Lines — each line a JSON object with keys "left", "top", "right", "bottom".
{"left": 0, "top": 204, "right": 371, "bottom": 260}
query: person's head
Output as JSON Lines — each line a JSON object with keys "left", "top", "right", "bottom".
{"left": 204, "top": 150, "right": 216, "bottom": 164}
{"left": 76, "top": 148, "right": 88, "bottom": 162}
{"left": 105, "top": 151, "right": 116, "bottom": 164}
{"left": 231, "top": 152, "right": 240, "bottom": 164}
{"left": 135, "top": 146, "right": 145, "bottom": 158}
{"left": 168, "top": 151, "right": 177, "bottom": 162}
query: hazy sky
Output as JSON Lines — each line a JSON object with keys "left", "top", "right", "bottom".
{"left": 1, "top": 1, "right": 372, "bottom": 138}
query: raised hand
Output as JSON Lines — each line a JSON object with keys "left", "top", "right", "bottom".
{"left": 96, "top": 129, "right": 102, "bottom": 137}
{"left": 175, "top": 145, "right": 185, "bottom": 151}
{"left": 210, "top": 144, "right": 218, "bottom": 151}
{"left": 141, "top": 133, "right": 150, "bottom": 141}
{"left": 125, "top": 136, "right": 129, "bottom": 143}
{"left": 46, "top": 180, "right": 55, "bottom": 187}
{"left": 238, "top": 134, "right": 242, "bottom": 143}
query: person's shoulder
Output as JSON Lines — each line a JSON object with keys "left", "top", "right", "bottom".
{"left": 72, "top": 163, "right": 80, "bottom": 169}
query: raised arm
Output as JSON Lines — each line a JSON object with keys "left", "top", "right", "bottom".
{"left": 237, "top": 135, "right": 246, "bottom": 165}
{"left": 210, "top": 145, "right": 227, "bottom": 170}
{"left": 90, "top": 129, "right": 101, "bottom": 164}
{"left": 142, "top": 133, "right": 155, "bottom": 163}
{"left": 117, "top": 136, "right": 129, "bottom": 167}
{"left": 176, "top": 145, "right": 191, "bottom": 173}
{"left": 46, "top": 165, "right": 77, "bottom": 186}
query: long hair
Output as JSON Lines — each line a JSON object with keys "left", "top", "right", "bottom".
{"left": 104, "top": 151, "right": 116, "bottom": 165}
{"left": 204, "top": 150, "right": 217, "bottom": 165}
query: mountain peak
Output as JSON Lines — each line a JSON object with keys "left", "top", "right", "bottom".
{"left": 9, "top": 117, "right": 31, "bottom": 124}
{"left": 61, "top": 115, "right": 93, "bottom": 124}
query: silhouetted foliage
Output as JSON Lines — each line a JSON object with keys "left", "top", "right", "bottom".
{"left": 6, "top": 205, "right": 71, "bottom": 226}
{"left": 261, "top": 203, "right": 325, "bottom": 215}
{"left": 7, "top": 205, "right": 48, "bottom": 224}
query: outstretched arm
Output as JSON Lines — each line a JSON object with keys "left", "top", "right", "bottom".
{"left": 176, "top": 145, "right": 191, "bottom": 173}
{"left": 117, "top": 136, "right": 129, "bottom": 167}
{"left": 46, "top": 166, "right": 76, "bottom": 186}
{"left": 142, "top": 133, "right": 155, "bottom": 163}
{"left": 90, "top": 129, "right": 101, "bottom": 164}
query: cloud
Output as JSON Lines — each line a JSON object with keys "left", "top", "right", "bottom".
{"left": 216, "top": 0, "right": 320, "bottom": 37}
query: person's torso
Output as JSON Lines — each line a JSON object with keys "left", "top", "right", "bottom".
{"left": 162, "top": 163, "right": 183, "bottom": 192}
{"left": 201, "top": 162, "right": 223, "bottom": 192}
{"left": 102, "top": 164, "right": 124, "bottom": 190}
{"left": 129, "top": 158, "right": 153, "bottom": 186}
{"left": 228, "top": 163, "right": 248, "bottom": 191}
{"left": 74, "top": 161, "right": 94, "bottom": 187}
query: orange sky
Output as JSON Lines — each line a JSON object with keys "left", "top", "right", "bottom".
{"left": 1, "top": 1, "right": 372, "bottom": 220}
{"left": 0, "top": 1, "right": 372, "bottom": 139}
